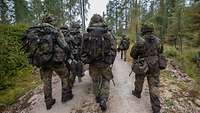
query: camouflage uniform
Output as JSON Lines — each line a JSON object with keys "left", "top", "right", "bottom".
{"left": 40, "top": 63, "right": 71, "bottom": 106}
{"left": 68, "top": 22, "right": 84, "bottom": 86}
{"left": 130, "top": 23, "right": 162, "bottom": 113}
{"left": 39, "top": 16, "right": 73, "bottom": 110}
{"left": 119, "top": 35, "right": 130, "bottom": 61}
{"left": 82, "top": 14, "right": 117, "bottom": 111}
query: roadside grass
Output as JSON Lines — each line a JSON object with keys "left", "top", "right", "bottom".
{"left": 0, "top": 24, "right": 41, "bottom": 111}
{"left": 164, "top": 45, "right": 200, "bottom": 79}
{"left": 0, "top": 67, "right": 40, "bottom": 111}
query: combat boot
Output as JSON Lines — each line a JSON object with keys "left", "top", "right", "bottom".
{"left": 132, "top": 90, "right": 141, "bottom": 98}
{"left": 62, "top": 90, "right": 74, "bottom": 103}
{"left": 98, "top": 97, "right": 107, "bottom": 111}
{"left": 99, "top": 99, "right": 107, "bottom": 111}
{"left": 153, "top": 110, "right": 160, "bottom": 113}
{"left": 152, "top": 106, "right": 161, "bottom": 113}
{"left": 46, "top": 98, "right": 56, "bottom": 110}
{"left": 95, "top": 96, "right": 100, "bottom": 103}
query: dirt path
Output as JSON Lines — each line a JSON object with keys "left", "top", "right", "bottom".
{"left": 21, "top": 54, "right": 152, "bottom": 113}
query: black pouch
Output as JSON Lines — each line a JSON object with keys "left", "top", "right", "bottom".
{"left": 159, "top": 54, "right": 167, "bottom": 70}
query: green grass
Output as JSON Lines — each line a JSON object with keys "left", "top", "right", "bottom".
{"left": 0, "top": 68, "right": 40, "bottom": 109}
{"left": 164, "top": 46, "right": 199, "bottom": 79}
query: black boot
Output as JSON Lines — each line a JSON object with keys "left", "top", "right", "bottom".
{"left": 153, "top": 110, "right": 160, "bottom": 113}
{"left": 132, "top": 90, "right": 141, "bottom": 98}
{"left": 46, "top": 98, "right": 56, "bottom": 110}
{"left": 100, "top": 99, "right": 107, "bottom": 111}
{"left": 62, "top": 90, "right": 74, "bottom": 103}
{"left": 95, "top": 96, "right": 100, "bottom": 103}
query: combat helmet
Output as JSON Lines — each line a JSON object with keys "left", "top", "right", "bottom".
{"left": 70, "top": 22, "right": 81, "bottom": 34}
{"left": 60, "top": 25, "right": 70, "bottom": 35}
{"left": 42, "top": 15, "right": 56, "bottom": 25}
{"left": 141, "top": 23, "right": 154, "bottom": 35}
{"left": 89, "top": 14, "right": 105, "bottom": 26}
{"left": 122, "top": 34, "right": 126, "bottom": 38}
{"left": 71, "top": 22, "right": 81, "bottom": 29}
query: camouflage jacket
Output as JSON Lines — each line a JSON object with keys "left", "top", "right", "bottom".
{"left": 130, "top": 33, "right": 163, "bottom": 73}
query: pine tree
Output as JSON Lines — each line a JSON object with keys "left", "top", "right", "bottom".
{"left": 30, "top": 0, "right": 44, "bottom": 24}
{"left": 14, "top": 0, "right": 32, "bottom": 23}
{"left": 0, "top": 0, "right": 9, "bottom": 23}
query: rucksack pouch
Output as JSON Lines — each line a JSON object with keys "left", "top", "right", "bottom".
{"left": 132, "top": 58, "right": 149, "bottom": 75}
{"left": 159, "top": 54, "right": 167, "bottom": 70}
{"left": 104, "top": 51, "right": 116, "bottom": 65}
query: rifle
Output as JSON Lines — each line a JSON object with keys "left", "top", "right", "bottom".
{"left": 129, "top": 69, "right": 133, "bottom": 77}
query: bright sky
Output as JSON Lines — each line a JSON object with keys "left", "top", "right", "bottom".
{"left": 86, "top": 0, "right": 108, "bottom": 27}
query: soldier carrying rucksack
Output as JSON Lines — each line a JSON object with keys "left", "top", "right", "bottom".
{"left": 130, "top": 23, "right": 167, "bottom": 113}
{"left": 81, "top": 14, "right": 117, "bottom": 111}
{"left": 119, "top": 34, "right": 130, "bottom": 61}
{"left": 22, "top": 15, "right": 73, "bottom": 110}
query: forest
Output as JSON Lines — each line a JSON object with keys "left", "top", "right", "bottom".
{"left": 0, "top": 0, "right": 200, "bottom": 112}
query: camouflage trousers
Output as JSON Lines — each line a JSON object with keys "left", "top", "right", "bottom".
{"left": 134, "top": 72, "right": 161, "bottom": 113}
{"left": 69, "top": 62, "right": 84, "bottom": 87}
{"left": 121, "top": 50, "right": 127, "bottom": 61}
{"left": 69, "top": 74, "right": 82, "bottom": 87}
{"left": 89, "top": 64, "right": 113, "bottom": 99}
{"left": 40, "top": 63, "right": 71, "bottom": 104}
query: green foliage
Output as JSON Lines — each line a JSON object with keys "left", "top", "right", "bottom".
{"left": 14, "top": 0, "right": 33, "bottom": 23}
{"left": 164, "top": 46, "right": 199, "bottom": 78}
{"left": 0, "top": 24, "right": 31, "bottom": 89}
{"left": 164, "top": 46, "right": 178, "bottom": 57}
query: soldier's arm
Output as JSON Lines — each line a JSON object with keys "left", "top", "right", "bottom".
{"left": 56, "top": 30, "right": 70, "bottom": 50}
{"left": 156, "top": 37, "right": 163, "bottom": 54}
{"left": 159, "top": 45, "right": 164, "bottom": 54}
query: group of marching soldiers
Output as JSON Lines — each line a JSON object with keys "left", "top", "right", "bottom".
{"left": 23, "top": 13, "right": 166, "bottom": 113}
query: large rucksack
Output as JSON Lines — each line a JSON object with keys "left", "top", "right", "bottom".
{"left": 82, "top": 27, "right": 115, "bottom": 65}
{"left": 22, "top": 25, "right": 65, "bottom": 67}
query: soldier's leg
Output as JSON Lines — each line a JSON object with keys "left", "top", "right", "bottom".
{"left": 99, "top": 66, "right": 113, "bottom": 111}
{"left": 40, "top": 68, "right": 55, "bottom": 110}
{"left": 100, "top": 78, "right": 110, "bottom": 99}
{"left": 124, "top": 50, "right": 127, "bottom": 61}
{"left": 147, "top": 73, "right": 161, "bottom": 113}
{"left": 121, "top": 50, "right": 123, "bottom": 59}
{"left": 98, "top": 77, "right": 110, "bottom": 111}
{"left": 132, "top": 74, "right": 145, "bottom": 98}
{"left": 89, "top": 65, "right": 100, "bottom": 98}
{"left": 54, "top": 64, "right": 73, "bottom": 102}
{"left": 69, "top": 73, "right": 76, "bottom": 87}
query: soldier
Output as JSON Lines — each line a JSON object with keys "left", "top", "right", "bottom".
{"left": 119, "top": 34, "right": 130, "bottom": 61}
{"left": 69, "top": 22, "right": 84, "bottom": 85}
{"left": 130, "top": 23, "right": 163, "bottom": 113}
{"left": 24, "top": 15, "right": 73, "bottom": 110}
{"left": 82, "top": 14, "right": 117, "bottom": 111}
